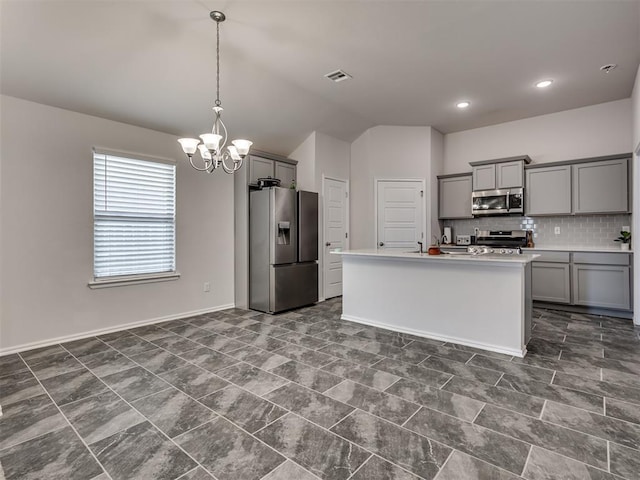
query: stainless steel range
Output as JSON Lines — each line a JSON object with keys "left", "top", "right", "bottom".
{"left": 468, "top": 230, "right": 528, "bottom": 255}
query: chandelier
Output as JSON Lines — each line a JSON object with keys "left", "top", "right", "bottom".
{"left": 178, "top": 11, "right": 252, "bottom": 174}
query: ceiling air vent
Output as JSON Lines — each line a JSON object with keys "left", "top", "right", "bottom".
{"left": 324, "top": 69, "right": 352, "bottom": 83}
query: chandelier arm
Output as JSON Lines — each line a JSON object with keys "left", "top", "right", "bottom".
{"left": 189, "top": 155, "right": 213, "bottom": 172}
{"left": 220, "top": 152, "right": 242, "bottom": 174}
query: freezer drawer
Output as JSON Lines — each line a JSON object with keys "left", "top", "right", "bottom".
{"left": 270, "top": 262, "right": 318, "bottom": 313}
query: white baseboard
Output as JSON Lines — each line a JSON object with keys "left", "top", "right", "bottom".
{"left": 0, "top": 303, "right": 235, "bottom": 357}
{"left": 341, "top": 313, "right": 526, "bottom": 358}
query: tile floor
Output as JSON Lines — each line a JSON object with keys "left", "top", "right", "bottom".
{"left": 1, "top": 298, "right": 639, "bottom": 480}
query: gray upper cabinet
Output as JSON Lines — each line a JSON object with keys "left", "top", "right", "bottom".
{"left": 249, "top": 156, "right": 275, "bottom": 184}
{"left": 438, "top": 174, "right": 473, "bottom": 219}
{"left": 525, "top": 165, "right": 572, "bottom": 215}
{"left": 572, "top": 158, "right": 628, "bottom": 214}
{"left": 472, "top": 164, "right": 496, "bottom": 190}
{"left": 497, "top": 160, "right": 524, "bottom": 189}
{"left": 275, "top": 162, "right": 296, "bottom": 189}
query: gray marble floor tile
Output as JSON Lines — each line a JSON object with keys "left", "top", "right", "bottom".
{"left": 215, "top": 362, "right": 288, "bottom": 396}
{"left": 349, "top": 455, "right": 420, "bottom": 480}
{"left": 127, "top": 324, "right": 174, "bottom": 341}
{"left": 79, "top": 349, "right": 137, "bottom": 378}
{"left": 270, "top": 360, "right": 343, "bottom": 392}
{"left": 355, "top": 329, "right": 415, "bottom": 348}
{"left": 325, "top": 380, "right": 419, "bottom": 425}
{"left": 159, "top": 364, "right": 228, "bottom": 398}
{"left": 216, "top": 325, "right": 254, "bottom": 338}
{"left": 386, "top": 378, "right": 484, "bottom": 422}
{"left": 151, "top": 334, "right": 202, "bottom": 354}
{"left": 179, "top": 346, "right": 240, "bottom": 372}
{"left": 225, "top": 344, "right": 290, "bottom": 371}
{"left": 18, "top": 344, "right": 67, "bottom": 364}
{"left": 604, "top": 347, "right": 640, "bottom": 364}
{"left": 97, "top": 330, "right": 131, "bottom": 342}
{"left": 176, "top": 417, "right": 285, "bottom": 480}
{"left": 321, "top": 359, "right": 400, "bottom": 391}
{"left": 552, "top": 371, "right": 640, "bottom": 406}
{"left": 164, "top": 323, "right": 212, "bottom": 340}
{"left": 279, "top": 320, "right": 331, "bottom": 336}
{"left": 542, "top": 401, "right": 640, "bottom": 450}
{"left": 404, "top": 407, "right": 530, "bottom": 475}
{"left": 419, "top": 356, "right": 502, "bottom": 384}
{"left": 196, "top": 333, "right": 247, "bottom": 353}
{"left": 317, "top": 321, "right": 365, "bottom": 337}
{"left": 129, "top": 346, "right": 189, "bottom": 374}
{"left": 331, "top": 409, "right": 451, "bottom": 479}
{"left": 435, "top": 450, "right": 522, "bottom": 480}
{"left": 469, "top": 355, "right": 555, "bottom": 383}
{"left": 497, "top": 374, "right": 604, "bottom": 413}
{"left": 91, "top": 421, "right": 196, "bottom": 480}
{"left": 0, "top": 370, "right": 45, "bottom": 405}
{"left": 559, "top": 354, "right": 640, "bottom": 376}
{"left": 522, "top": 446, "right": 620, "bottom": 480}
{"left": 41, "top": 368, "right": 108, "bottom": 406}
{"left": 474, "top": 404, "right": 608, "bottom": 469}
{"left": 609, "top": 442, "right": 640, "bottom": 479}
{"left": 177, "top": 467, "right": 215, "bottom": 480}
{"left": 265, "top": 382, "right": 354, "bottom": 428}
{"left": 606, "top": 397, "right": 640, "bottom": 425}
{"left": 105, "top": 335, "right": 157, "bottom": 355}
{"left": 274, "top": 344, "right": 337, "bottom": 367}
{"left": 261, "top": 460, "right": 321, "bottom": 480}
{"left": 235, "top": 332, "right": 288, "bottom": 352}
{"left": 199, "top": 384, "right": 286, "bottom": 433}
{"left": 0, "top": 394, "right": 68, "bottom": 450}
{"left": 314, "top": 331, "right": 372, "bottom": 350}
{"left": 361, "top": 341, "right": 429, "bottom": 364}
{"left": 61, "top": 337, "right": 112, "bottom": 359}
{"left": 403, "top": 343, "right": 474, "bottom": 363}
{"left": 511, "top": 354, "right": 602, "bottom": 380}
{"left": 220, "top": 316, "right": 260, "bottom": 328}
{"left": 0, "top": 426, "right": 102, "bottom": 480}
{"left": 243, "top": 323, "right": 291, "bottom": 337}
{"left": 256, "top": 413, "right": 368, "bottom": 480}
{"left": 60, "top": 390, "right": 145, "bottom": 444}
{"left": 276, "top": 330, "right": 330, "bottom": 350}
{"left": 29, "top": 351, "right": 85, "bottom": 380}
{"left": 373, "top": 358, "right": 452, "bottom": 388}
{"left": 102, "top": 365, "right": 168, "bottom": 402}
{"left": 523, "top": 337, "right": 562, "bottom": 358}
{"left": 0, "top": 353, "right": 28, "bottom": 377}
{"left": 318, "top": 343, "right": 382, "bottom": 366}
{"left": 132, "top": 387, "right": 216, "bottom": 438}
{"left": 442, "top": 343, "right": 515, "bottom": 361}
{"left": 602, "top": 367, "right": 640, "bottom": 390}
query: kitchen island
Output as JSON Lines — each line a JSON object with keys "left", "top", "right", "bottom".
{"left": 336, "top": 249, "right": 539, "bottom": 357}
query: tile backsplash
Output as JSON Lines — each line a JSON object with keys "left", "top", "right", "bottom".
{"left": 444, "top": 214, "right": 632, "bottom": 247}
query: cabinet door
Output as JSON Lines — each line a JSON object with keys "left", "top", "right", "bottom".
{"left": 249, "top": 156, "right": 274, "bottom": 184}
{"left": 572, "top": 264, "right": 630, "bottom": 310}
{"left": 572, "top": 159, "right": 628, "bottom": 214}
{"left": 525, "top": 165, "right": 571, "bottom": 215}
{"left": 439, "top": 175, "right": 472, "bottom": 219}
{"left": 532, "top": 262, "right": 571, "bottom": 303}
{"left": 472, "top": 164, "right": 496, "bottom": 190}
{"left": 497, "top": 161, "right": 524, "bottom": 189}
{"left": 275, "top": 162, "right": 296, "bottom": 189}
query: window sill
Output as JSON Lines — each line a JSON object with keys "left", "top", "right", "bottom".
{"left": 88, "top": 272, "right": 181, "bottom": 289}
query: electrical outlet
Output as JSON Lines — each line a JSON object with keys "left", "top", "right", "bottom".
{"left": 622, "top": 226, "right": 630, "bottom": 233}
{"left": 203, "top": 282, "right": 210, "bottom": 292}
{"left": 554, "top": 226, "right": 561, "bottom": 235}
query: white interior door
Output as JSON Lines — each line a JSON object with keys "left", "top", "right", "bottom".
{"left": 376, "top": 180, "right": 424, "bottom": 250}
{"left": 323, "top": 177, "right": 348, "bottom": 299}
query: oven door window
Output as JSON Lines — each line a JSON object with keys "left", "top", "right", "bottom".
{"left": 472, "top": 194, "right": 507, "bottom": 212}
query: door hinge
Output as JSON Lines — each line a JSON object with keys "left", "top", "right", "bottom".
{"left": 345, "top": 191, "right": 349, "bottom": 198}
{"left": 345, "top": 232, "right": 348, "bottom": 239}
{"left": 420, "top": 190, "right": 424, "bottom": 197}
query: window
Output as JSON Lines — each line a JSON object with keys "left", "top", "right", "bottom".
{"left": 92, "top": 149, "right": 176, "bottom": 284}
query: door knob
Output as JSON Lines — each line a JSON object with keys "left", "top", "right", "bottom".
{"left": 379, "top": 242, "right": 384, "bottom": 247}
{"left": 325, "top": 242, "right": 331, "bottom": 246}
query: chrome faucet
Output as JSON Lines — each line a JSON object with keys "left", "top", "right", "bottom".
{"left": 417, "top": 241, "right": 423, "bottom": 254}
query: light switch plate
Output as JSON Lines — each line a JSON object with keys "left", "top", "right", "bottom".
{"left": 554, "top": 226, "right": 561, "bottom": 235}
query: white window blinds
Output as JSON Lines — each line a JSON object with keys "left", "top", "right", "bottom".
{"left": 93, "top": 151, "right": 176, "bottom": 279}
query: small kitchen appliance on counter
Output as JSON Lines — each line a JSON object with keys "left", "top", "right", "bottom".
{"left": 442, "top": 227, "right": 453, "bottom": 245}
{"left": 456, "top": 235, "right": 471, "bottom": 246}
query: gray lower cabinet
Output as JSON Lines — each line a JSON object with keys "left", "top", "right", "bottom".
{"left": 438, "top": 174, "right": 473, "bottom": 219}
{"left": 525, "top": 165, "right": 572, "bottom": 215}
{"left": 572, "top": 158, "right": 628, "bottom": 214}
{"left": 532, "top": 262, "right": 571, "bottom": 304}
{"left": 572, "top": 264, "right": 630, "bottom": 310}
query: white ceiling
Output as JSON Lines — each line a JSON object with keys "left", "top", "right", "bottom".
{"left": 2, "top": 1, "right": 639, "bottom": 156}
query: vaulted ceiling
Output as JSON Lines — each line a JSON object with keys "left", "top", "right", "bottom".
{"left": 2, "top": 1, "right": 639, "bottom": 156}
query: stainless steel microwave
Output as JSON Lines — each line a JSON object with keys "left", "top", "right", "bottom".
{"left": 471, "top": 187, "right": 524, "bottom": 216}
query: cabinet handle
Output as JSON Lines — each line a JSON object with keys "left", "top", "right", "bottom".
{"left": 379, "top": 242, "right": 384, "bottom": 247}
{"left": 325, "top": 242, "right": 331, "bottom": 246}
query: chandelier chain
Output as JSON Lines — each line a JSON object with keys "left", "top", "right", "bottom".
{"left": 215, "top": 19, "right": 221, "bottom": 107}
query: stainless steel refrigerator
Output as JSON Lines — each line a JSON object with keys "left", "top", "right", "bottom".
{"left": 249, "top": 187, "right": 318, "bottom": 313}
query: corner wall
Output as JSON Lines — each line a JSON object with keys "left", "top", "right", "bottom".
{"left": 632, "top": 64, "right": 640, "bottom": 326}
{"left": 0, "top": 96, "right": 235, "bottom": 352}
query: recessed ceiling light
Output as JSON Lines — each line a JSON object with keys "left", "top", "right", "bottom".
{"left": 324, "top": 69, "right": 352, "bottom": 82}
{"left": 456, "top": 101, "right": 470, "bottom": 109}
{"left": 535, "top": 80, "right": 553, "bottom": 88}
{"left": 600, "top": 64, "right": 617, "bottom": 73}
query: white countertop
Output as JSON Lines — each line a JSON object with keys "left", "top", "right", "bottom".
{"left": 335, "top": 248, "right": 539, "bottom": 264}
{"left": 523, "top": 245, "right": 633, "bottom": 253}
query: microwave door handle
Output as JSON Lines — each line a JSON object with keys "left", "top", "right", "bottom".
{"left": 506, "top": 191, "right": 510, "bottom": 211}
